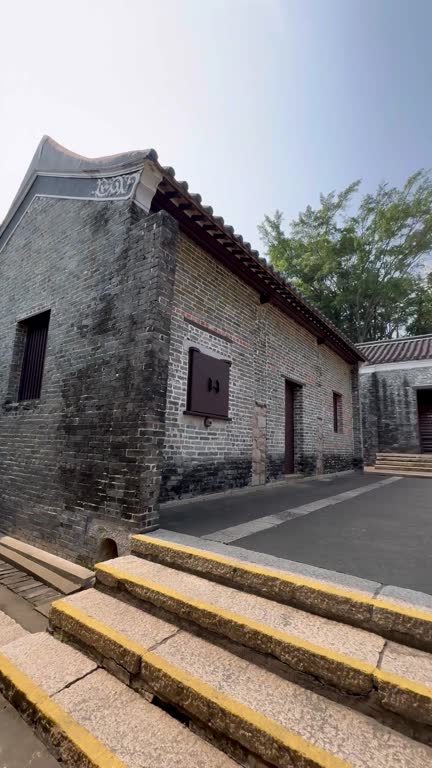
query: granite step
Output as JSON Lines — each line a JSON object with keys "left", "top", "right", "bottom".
{"left": 0, "top": 628, "right": 237, "bottom": 768}
{"left": 130, "top": 533, "right": 432, "bottom": 650}
{"left": 365, "top": 467, "right": 432, "bottom": 479}
{"left": 375, "top": 461, "right": 432, "bottom": 469}
{"left": 376, "top": 459, "right": 432, "bottom": 465}
{"left": 376, "top": 469, "right": 432, "bottom": 475}
{"left": 375, "top": 460, "right": 432, "bottom": 469}
{"left": 377, "top": 454, "right": 432, "bottom": 461}
{"left": 93, "top": 554, "right": 432, "bottom": 736}
{"left": 50, "top": 588, "right": 432, "bottom": 767}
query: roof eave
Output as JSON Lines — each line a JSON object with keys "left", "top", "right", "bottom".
{"left": 152, "top": 168, "right": 364, "bottom": 364}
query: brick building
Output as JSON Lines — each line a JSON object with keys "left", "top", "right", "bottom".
{"left": 0, "top": 137, "right": 364, "bottom": 561}
{"left": 358, "top": 335, "right": 432, "bottom": 464}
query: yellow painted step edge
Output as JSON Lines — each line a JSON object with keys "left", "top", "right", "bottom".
{"left": 132, "top": 534, "right": 432, "bottom": 625}
{"left": 0, "top": 650, "right": 126, "bottom": 768}
{"left": 96, "top": 561, "right": 375, "bottom": 680}
{"left": 374, "top": 667, "right": 432, "bottom": 702}
{"left": 52, "top": 600, "right": 349, "bottom": 768}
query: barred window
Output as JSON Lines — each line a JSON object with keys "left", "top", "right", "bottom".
{"left": 18, "top": 311, "right": 50, "bottom": 401}
{"left": 333, "top": 392, "right": 343, "bottom": 433}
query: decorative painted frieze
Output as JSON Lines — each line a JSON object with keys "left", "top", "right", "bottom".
{"left": 93, "top": 172, "right": 140, "bottom": 199}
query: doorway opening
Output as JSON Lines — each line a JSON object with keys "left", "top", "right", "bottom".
{"left": 285, "top": 380, "right": 295, "bottom": 474}
{"left": 417, "top": 389, "right": 432, "bottom": 453}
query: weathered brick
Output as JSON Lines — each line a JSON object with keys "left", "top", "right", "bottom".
{"left": 0, "top": 199, "right": 177, "bottom": 561}
{"left": 160, "top": 234, "right": 361, "bottom": 500}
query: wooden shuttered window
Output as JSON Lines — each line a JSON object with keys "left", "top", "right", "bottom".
{"left": 185, "top": 348, "right": 230, "bottom": 419}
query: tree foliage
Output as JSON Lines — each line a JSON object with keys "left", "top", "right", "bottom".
{"left": 259, "top": 171, "right": 432, "bottom": 342}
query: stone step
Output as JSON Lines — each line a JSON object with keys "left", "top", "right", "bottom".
{"left": 0, "top": 544, "right": 81, "bottom": 595}
{"left": 0, "top": 610, "right": 29, "bottom": 646}
{"left": 0, "top": 535, "right": 94, "bottom": 587}
{"left": 376, "top": 453, "right": 432, "bottom": 464}
{"left": 130, "top": 533, "right": 432, "bottom": 650}
{"left": 90, "top": 557, "right": 432, "bottom": 735}
{"left": 365, "top": 467, "right": 432, "bottom": 479}
{"left": 50, "top": 589, "right": 432, "bottom": 767}
{"left": 376, "top": 457, "right": 432, "bottom": 464}
{"left": 376, "top": 460, "right": 432, "bottom": 466}
{"left": 375, "top": 463, "right": 432, "bottom": 472}
{"left": 377, "top": 454, "right": 432, "bottom": 461}
{"left": 0, "top": 628, "right": 236, "bottom": 768}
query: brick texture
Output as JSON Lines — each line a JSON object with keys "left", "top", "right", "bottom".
{"left": 161, "top": 234, "right": 359, "bottom": 500}
{"left": 0, "top": 199, "right": 177, "bottom": 561}
{"left": 0, "top": 199, "right": 362, "bottom": 554}
{"left": 361, "top": 366, "right": 432, "bottom": 463}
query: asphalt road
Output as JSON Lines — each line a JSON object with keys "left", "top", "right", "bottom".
{"left": 160, "top": 472, "right": 379, "bottom": 536}
{"left": 161, "top": 473, "right": 432, "bottom": 594}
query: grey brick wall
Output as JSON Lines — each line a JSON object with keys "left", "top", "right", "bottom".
{"left": 361, "top": 365, "right": 432, "bottom": 463}
{"left": 161, "top": 234, "right": 358, "bottom": 500}
{"left": 0, "top": 199, "right": 177, "bottom": 561}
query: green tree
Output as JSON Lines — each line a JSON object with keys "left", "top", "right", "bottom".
{"left": 406, "top": 273, "right": 432, "bottom": 336}
{"left": 259, "top": 171, "right": 432, "bottom": 342}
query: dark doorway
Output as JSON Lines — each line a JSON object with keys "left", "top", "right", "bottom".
{"left": 417, "top": 389, "right": 432, "bottom": 453}
{"left": 285, "top": 381, "right": 295, "bottom": 473}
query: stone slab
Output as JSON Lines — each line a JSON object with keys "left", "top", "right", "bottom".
{"left": 139, "top": 529, "right": 381, "bottom": 595}
{"left": 134, "top": 531, "right": 432, "bottom": 649}
{"left": 377, "top": 641, "right": 432, "bottom": 724}
{"left": 0, "top": 536, "right": 94, "bottom": 586}
{"left": 98, "top": 555, "right": 384, "bottom": 693}
{"left": 365, "top": 467, "right": 432, "bottom": 478}
{"left": 53, "top": 668, "right": 236, "bottom": 768}
{"left": 52, "top": 586, "right": 432, "bottom": 759}
{"left": 372, "top": 587, "right": 432, "bottom": 648}
{"left": 0, "top": 611, "right": 28, "bottom": 647}
{"left": 378, "top": 586, "right": 432, "bottom": 614}
{"left": 380, "top": 641, "right": 432, "bottom": 690}
{"left": 152, "top": 629, "right": 432, "bottom": 767}
{"left": 1, "top": 632, "right": 97, "bottom": 694}
{"left": 54, "top": 588, "right": 178, "bottom": 672}
{"left": 0, "top": 545, "right": 80, "bottom": 595}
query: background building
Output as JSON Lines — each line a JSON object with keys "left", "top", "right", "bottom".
{"left": 358, "top": 335, "right": 432, "bottom": 464}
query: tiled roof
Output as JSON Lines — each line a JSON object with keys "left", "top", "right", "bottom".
{"left": 1, "top": 136, "right": 364, "bottom": 364}
{"left": 358, "top": 335, "right": 432, "bottom": 365}
{"left": 150, "top": 159, "right": 364, "bottom": 363}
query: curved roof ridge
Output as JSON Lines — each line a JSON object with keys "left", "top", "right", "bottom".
{"left": 0, "top": 136, "right": 157, "bottom": 237}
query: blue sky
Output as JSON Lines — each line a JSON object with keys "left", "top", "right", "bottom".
{"left": 1, "top": 0, "right": 431, "bottom": 251}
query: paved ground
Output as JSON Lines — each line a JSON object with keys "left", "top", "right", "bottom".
{"left": 0, "top": 695, "right": 59, "bottom": 767}
{"left": 0, "top": 559, "right": 62, "bottom": 617}
{"left": 161, "top": 472, "right": 432, "bottom": 594}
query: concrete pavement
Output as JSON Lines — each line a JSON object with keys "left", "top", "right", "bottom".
{"left": 160, "top": 472, "right": 432, "bottom": 594}
{"left": 0, "top": 695, "right": 59, "bottom": 767}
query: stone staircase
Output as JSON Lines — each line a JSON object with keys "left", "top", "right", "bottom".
{"left": 2, "top": 531, "right": 432, "bottom": 766}
{"left": 365, "top": 452, "right": 432, "bottom": 478}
